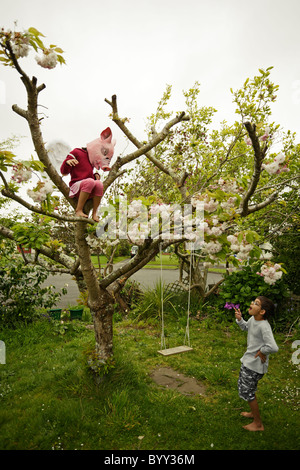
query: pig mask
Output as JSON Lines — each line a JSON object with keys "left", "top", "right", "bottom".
{"left": 86, "top": 127, "right": 116, "bottom": 171}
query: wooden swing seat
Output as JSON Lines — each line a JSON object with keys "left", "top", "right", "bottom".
{"left": 157, "top": 345, "right": 193, "bottom": 356}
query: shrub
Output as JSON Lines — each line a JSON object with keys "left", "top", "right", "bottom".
{"left": 271, "top": 223, "right": 300, "bottom": 295}
{"left": 0, "top": 258, "right": 66, "bottom": 328}
{"left": 216, "top": 262, "right": 289, "bottom": 323}
{"left": 130, "top": 280, "right": 179, "bottom": 321}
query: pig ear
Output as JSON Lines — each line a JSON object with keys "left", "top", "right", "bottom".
{"left": 112, "top": 138, "right": 116, "bottom": 147}
{"left": 100, "top": 127, "right": 112, "bottom": 143}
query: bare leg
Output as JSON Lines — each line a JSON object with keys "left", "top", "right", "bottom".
{"left": 75, "top": 191, "right": 90, "bottom": 218}
{"left": 92, "top": 196, "right": 101, "bottom": 222}
{"left": 243, "top": 397, "right": 264, "bottom": 431}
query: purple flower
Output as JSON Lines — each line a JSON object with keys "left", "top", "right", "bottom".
{"left": 224, "top": 302, "right": 240, "bottom": 310}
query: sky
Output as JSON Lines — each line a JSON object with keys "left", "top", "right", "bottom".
{"left": 0, "top": 0, "right": 300, "bottom": 209}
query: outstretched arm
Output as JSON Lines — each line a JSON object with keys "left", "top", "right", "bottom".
{"left": 234, "top": 307, "right": 248, "bottom": 331}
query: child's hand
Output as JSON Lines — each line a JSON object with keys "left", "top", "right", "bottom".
{"left": 255, "top": 350, "right": 267, "bottom": 363}
{"left": 66, "top": 158, "right": 79, "bottom": 167}
{"left": 94, "top": 173, "right": 100, "bottom": 180}
{"left": 234, "top": 307, "right": 242, "bottom": 321}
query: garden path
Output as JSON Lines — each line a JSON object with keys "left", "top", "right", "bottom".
{"left": 151, "top": 367, "right": 206, "bottom": 396}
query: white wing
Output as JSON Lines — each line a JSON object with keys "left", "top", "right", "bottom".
{"left": 46, "top": 140, "right": 72, "bottom": 171}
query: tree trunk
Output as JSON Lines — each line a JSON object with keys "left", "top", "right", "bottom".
{"left": 74, "top": 221, "right": 114, "bottom": 361}
{"left": 191, "top": 266, "right": 207, "bottom": 298}
{"left": 93, "top": 290, "right": 114, "bottom": 360}
{"left": 179, "top": 257, "right": 206, "bottom": 299}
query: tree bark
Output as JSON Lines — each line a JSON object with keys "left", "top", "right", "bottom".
{"left": 74, "top": 220, "right": 114, "bottom": 361}
{"left": 92, "top": 294, "right": 114, "bottom": 360}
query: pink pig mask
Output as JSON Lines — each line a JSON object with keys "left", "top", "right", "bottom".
{"left": 86, "top": 127, "right": 116, "bottom": 171}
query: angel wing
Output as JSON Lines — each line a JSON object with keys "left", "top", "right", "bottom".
{"left": 46, "top": 140, "right": 71, "bottom": 172}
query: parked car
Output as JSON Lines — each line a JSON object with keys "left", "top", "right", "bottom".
{"left": 130, "top": 245, "right": 138, "bottom": 258}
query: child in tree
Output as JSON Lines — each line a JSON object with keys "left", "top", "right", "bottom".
{"left": 60, "top": 127, "right": 116, "bottom": 222}
{"left": 234, "top": 296, "right": 279, "bottom": 431}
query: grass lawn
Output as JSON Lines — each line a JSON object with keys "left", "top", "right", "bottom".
{"left": 91, "top": 254, "right": 227, "bottom": 272}
{"left": 0, "top": 314, "right": 299, "bottom": 451}
{"left": 91, "top": 254, "right": 179, "bottom": 270}
{"left": 91, "top": 255, "right": 128, "bottom": 266}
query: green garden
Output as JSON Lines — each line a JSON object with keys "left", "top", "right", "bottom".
{"left": 0, "top": 266, "right": 299, "bottom": 450}
{"left": 0, "top": 23, "right": 299, "bottom": 452}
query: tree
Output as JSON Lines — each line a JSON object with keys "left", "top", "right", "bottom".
{"left": 0, "top": 26, "right": 298, "bottom": 365}
{"left": 0, "top": 26, "right": 189, "bottom": 362}
{"left": 120, "top": 79, "right": 299, "bottom": 297}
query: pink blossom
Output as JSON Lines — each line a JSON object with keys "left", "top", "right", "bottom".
{"left": 11, "top": 164, "right": 32, "bottom": 183}
{"left": 35, "top": 50, "right": 58, "bottom": 69}
{"left": 257, "top": 262, "right": 283, "bottom": 285}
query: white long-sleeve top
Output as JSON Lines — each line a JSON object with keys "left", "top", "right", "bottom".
{"left": 236, "top": 316, "right": 279, "bottom": 374}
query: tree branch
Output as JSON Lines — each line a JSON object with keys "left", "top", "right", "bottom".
{"left": 120, "top": 112, "right": 190, "bottom": 165}
{"left": 105, "top": 95, "right": 190, "bottom": 187}
{"left": 4, "top": 40, "right": 32, "bottom": 91}
{"left": 247, "top": 191, "right": 279, "bottom": 214}
{"left": 0, "top": 223, "right": 81, "bottom": 274}
{"left": 1, "top": 188, "right": 96, "bottom": 225}
{"left": 0, "top": 169, "right": 9, "bottom": 190}
{"left": 253, "top": 174, "right": 300, "bottom": 194}
{"left": 74, "top": 221, "right": 102, "bottom": 308}
{"left": 204, "top": 278, "right": 224, "bottom": 298}
{"left": 100, "top": 237, "right": 185, "bottom": 290}
{"left": 6, "top": 46, "right": 71, "bottom": 202}
{"left": 11, "top": 104, "right": 28, "bottom": 120}
{"left": 240, "top": 121, "right": 265, "bottom": 216}
{"left": 200, "top": 125, "right": 244, "bottom": 191}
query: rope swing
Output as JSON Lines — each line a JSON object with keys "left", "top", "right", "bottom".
{"left": 157, "top": 243, "right": 193, "bottom": 356}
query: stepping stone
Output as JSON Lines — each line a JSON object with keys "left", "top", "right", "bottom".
{"left": 151, "top": 367, "right": 205, "bottom": 396}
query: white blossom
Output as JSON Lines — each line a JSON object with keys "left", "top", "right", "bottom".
{"left": 275, "top": 152, "right": 285, "bottom": 164}
{"left": 204, "top": 198, "right": 218, "bottom": 213}
{"left": 11, "top": 164, "right": 32, "bottom": 183}
{"left": 27, "top": 179, "right": 54, "bottom": 203}
{"left": 203, "top": 240, "right": 222, "bottom": 254}
{"left": 262, "top": 151, "right": 289, "bottom": 175}
{"left": 35, "top": 50, "right": 58, "bottom": 69}
{"left": 12, "top": 42, "right": 29, "bottom": 58}
{"left": 258, "top": 263, "right": 283, "bottom": 285}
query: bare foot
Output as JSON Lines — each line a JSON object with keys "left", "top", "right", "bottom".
{"left": 243, "top": 422, "right": 264, "bottom": 431}
{"left": 241, "top": 412, "right": 254, "bottom": 418}
{"left": 76, "top": 210, "right": 88, "bottom": 218}
{"left": 92, "top": 213, "right": 99, "bottom": 222}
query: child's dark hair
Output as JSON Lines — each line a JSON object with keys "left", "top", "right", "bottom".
{"left": 257, "top": 296, "right": 275, "bottom": 320}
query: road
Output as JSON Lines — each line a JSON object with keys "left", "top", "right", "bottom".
{"left": 43, "top": 261, "right": 223, "bottom": 308}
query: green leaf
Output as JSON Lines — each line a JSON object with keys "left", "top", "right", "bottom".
{"left": 29, "top": 39, "right": 38, "bottom": 52}
{"left": 32, "top": 36, "right": 45, "bottom": 50}
{"left": 237, "top": 232, "right": 244, "bottom": 243}
{"left": 245, "top": 232, "right": 253, "bottom": 243}
{"left": 56, "top": 55, "right": 66, "bottom": 65}
{"left": 28, "top": 27, "right": 45, "bottom": 37}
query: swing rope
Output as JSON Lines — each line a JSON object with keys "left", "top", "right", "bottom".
{"left": 159, "top": 243, "right": 193, "bottom": 351}
{"left": 184, "top": 249, "right": 193, "bottom": 347}
{"left": 160, "top": 243, "right": 166, "bottom": 350}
